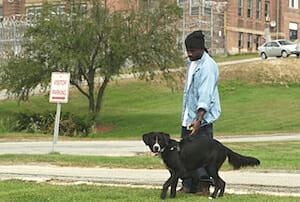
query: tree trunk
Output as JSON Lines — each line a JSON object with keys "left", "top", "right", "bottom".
{"left": 95, "top": 76, "right": 110, "bottom": 113}
{"left": 88, "top": 68, "right": 96, "bottom": 113}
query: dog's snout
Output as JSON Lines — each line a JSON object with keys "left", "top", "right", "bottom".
{"left": 153, "top": 143, "right": 161, "bottom": 152}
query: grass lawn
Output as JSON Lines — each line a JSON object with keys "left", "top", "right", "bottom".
{"left": 2, "top": 80, "right": 300, "bottom": 139}
{"left": 214, "top": 53, "right": 258, "bottom": 63}
{"left": 0, "top": 141, "right": 298, "bottom": 171}
{"left": 0, "top": 180, "right": 298, "bottom": 202}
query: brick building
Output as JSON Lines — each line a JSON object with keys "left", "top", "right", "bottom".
{"left": 0, "top": 0, "right": 138, "bottom": 18}
{"left": 178, "top": 0, "right": 227, "bottom": 55}
{"left": 225, "top": 0, "right": 300, "bottom": 54}
{"left": 1, "top": 0, "right": 300, "bottom": 55}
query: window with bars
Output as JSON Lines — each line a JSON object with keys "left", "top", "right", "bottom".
{"left": 238, "top": 0, "right": 243, "bottom": 17}
{"left": 290, "top": 30, "right": 298, "bottom": 41}
{"left": 289, "top": 0, "right": 299, "bottom": 9}
{"left": 256, "top": 35, "right": 261, "bottom": 50}
{"left": 204, "top": 1, "right": 211, "bottom": 16}
{"left": 51, "top": 5, "right": 66, "bottom": 16}
{"left": 26, "top": 6, "right": 42, "bottom": 22}
{"left": 256, "top": 0, "right": 261, "bottom": 19}
{"left": 247, "top": 33, "right": 253, "bottom": 49}
{"left": 238, "top": 32, "right": 244, "bottom": 48}
{"left": 178, "top": 0, "right": 185, "bottom": 7}
{"left": 265, "top": 0, "right": 270, "bottom": 17}
{"left": 190, "top": 0, "right": 200, "bottom": 16}
{"left": 247, "top": 0, "right": 253, "bottom": 18}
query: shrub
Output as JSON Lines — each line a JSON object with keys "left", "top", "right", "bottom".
{"left": 0, "top": 117, "right": 16, "bottom": 133}
{"left": 13, "top": 112, "right": 92, "bottom": 136}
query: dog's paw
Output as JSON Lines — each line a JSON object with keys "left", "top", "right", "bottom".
{"left": 208, "top": 196, "right": 214, "bottom": 200}
{"left": 160, "top": 191, "right": 167, "bottom": 200}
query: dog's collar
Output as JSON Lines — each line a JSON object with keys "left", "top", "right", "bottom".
{"left": 164, "top": 142, "right": 180, "bottom": 153}
{"left": 171, "top": 142, "right": 181, "bottom": 152}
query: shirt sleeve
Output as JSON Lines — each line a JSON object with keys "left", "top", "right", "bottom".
{"left": 196, "top": 61, "right": 218, "bottom": 112}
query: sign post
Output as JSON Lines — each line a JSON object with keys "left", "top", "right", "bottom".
{"left": 49, "top": 72, "right": 70, "bottom": 152}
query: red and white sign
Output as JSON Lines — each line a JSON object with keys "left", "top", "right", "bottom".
{"left": 49, "top": 72, "right": 70, "bottom": 103}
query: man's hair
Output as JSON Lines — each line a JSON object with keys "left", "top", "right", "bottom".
{"left": 185, "top": 30, "right": 205, "bottom": 50}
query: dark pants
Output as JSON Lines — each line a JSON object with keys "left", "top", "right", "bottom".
{"left": 181, "top": 124, "right": 213, "bottom": 191}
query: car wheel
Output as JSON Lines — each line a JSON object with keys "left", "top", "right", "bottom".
{"left": 281, "top": 50, "right": 288, "bottom": 58}
{"left": 261, "top": 52, "right": 267, "bottom": 60}
{"left": 297, "top": 54, "right": 300, "bottom": 58}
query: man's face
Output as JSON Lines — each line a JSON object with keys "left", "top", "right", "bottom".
{"left": 186, "top": 48, "right": 204, "bottom": 61}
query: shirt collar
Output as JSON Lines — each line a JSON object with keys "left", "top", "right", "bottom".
{"left": 187, "top": 51, "right": 208, "bottom": 66}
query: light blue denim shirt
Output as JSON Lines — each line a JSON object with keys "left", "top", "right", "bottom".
{"left": 181, "top": 52, "right": 221, "bottom": 127}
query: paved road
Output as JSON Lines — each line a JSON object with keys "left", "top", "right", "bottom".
{"left": 0, "top": 165, "right": 299, "bottom": 197}
{"left": 0, "top": 134, "right": 299, "bottom": 156}
{"left": 0, "top": 134, "right": 299, "bottom": 197}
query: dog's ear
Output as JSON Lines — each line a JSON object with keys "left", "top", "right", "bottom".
{"left": 142, "top": 132, "right": 152, "bottom": 145}
{"left": 160, "top": 132, "right": 170, "bottom": 145}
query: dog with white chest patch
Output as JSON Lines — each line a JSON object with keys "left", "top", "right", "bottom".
{"left": 142, "top": 131, "right": 260, "bottom": 200}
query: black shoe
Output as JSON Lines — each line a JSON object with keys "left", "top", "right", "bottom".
{"left": 177, "top": 186, "right": 191, "bottom": 193}
{"left": 195, "top": 182, "right": 210, "bottom": 196}
{"left": 199, "top": 177, "right": 215, "bottom": 186}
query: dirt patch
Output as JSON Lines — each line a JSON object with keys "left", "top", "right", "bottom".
{"left": 95, "top": 124, "right": 114, "bottom": 133}
{"left": 220, "top": 58, "right": 300, "bottom": 85}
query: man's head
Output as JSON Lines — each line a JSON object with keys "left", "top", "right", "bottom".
{"left": 185, "top": 30, "right": 206, "bottom": 61}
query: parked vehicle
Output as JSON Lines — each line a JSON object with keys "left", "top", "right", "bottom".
{"left": 258, "top": 39, "right": 300, "bottom": 59}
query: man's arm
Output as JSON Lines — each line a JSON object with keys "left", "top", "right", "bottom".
{"left": 190, "top": 108, "right": 205, "bottom": 135}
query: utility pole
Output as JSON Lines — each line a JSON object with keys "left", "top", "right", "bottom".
{"left": 182, "top": 0, "right": 186, "bottom": 52}
{"left": 276, "top": 0, "right": 280, "bottom": 39}
{"left": 210, "top": 3, "right": 214, "bottom": 51}
{"left": 13, "top": 16, "right": 17, "bottom": 56}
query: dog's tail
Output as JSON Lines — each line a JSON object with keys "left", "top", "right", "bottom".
{"left": 226, "top": 148, "right": 260, "bottom": 169}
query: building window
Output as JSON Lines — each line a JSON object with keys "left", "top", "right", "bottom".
{"left": 290, "top": 30, "right": 298, "bottom": 41}
{"left": 255, "top": 35, "right": 261, "bottom": 50}
{"left": 178, "top": 0, "right": 185, "bottom": 7}
{"left": 248, "top": 33, "right": 253, "bottom": 49}
{"left": 26, "top": 6, "right": 42, "bottom": 22}
{"left": 71, "top": 4, "right": 87, "bottom": 14}
{"left": 256, "top": 0, "right": 261, "bottom": 19}
{"left": 178, "top": 0, "right": 184, "bottom": 7}
{"left": 190, "top": 0, "right": 199, "bottom": 16}
{"left": 238, "top": 32, "right": 244, "bottom": 48}
{"left": 52, "top": 5, "right": 65, "bottom": 16}
{"left": 0, "top": 7, "right": 3, "bottom": 18}
{"left": 289, "top": 22, "right": 298, "bottom": 41}
{"left": 238, "top": 0, "right": 243, "bottom": 17}
{"left": 204, "top": 0, "right": 211, "bottom": 16}
{"left": 247, "top": 0, "right": 253, "bottom": 18}
{"left": 265, "top": 0, "right": 270, "bottom": 17}
{"left": 289, "top": 0, "right": 299, "bottom": 9}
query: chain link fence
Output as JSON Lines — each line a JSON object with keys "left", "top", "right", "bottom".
{"left": 0, "top": 16, "right": 28, "bottom": 61}
{"left": 178, "top": 0, "right": 227, "bottom": 55}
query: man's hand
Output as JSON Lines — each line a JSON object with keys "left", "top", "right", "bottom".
{"left": 190, "top": 119, "right": 201, "bottom": 135}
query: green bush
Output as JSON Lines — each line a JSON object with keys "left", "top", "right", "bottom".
{"left": 13, "top": 112, "right": 92, "bottom": 136}
{"left": 0, "top": 117, "right": 16, "bottom": 133}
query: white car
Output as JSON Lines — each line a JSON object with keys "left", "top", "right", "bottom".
{"left": 258, "top": 39, "right": 300, "bottom": 59}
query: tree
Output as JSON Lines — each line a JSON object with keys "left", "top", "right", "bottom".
{"left": 0, "top": 0, "right": 183, "bottom": 120}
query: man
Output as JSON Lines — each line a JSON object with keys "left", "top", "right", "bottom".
{"left": 179, "top": 30, "right": 221, "bottom": 195}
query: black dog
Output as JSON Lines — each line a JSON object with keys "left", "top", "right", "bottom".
{"left": 142, "top": 132, "right": 260, "bottom": 200}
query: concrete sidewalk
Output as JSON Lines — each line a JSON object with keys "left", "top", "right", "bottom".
{"left": 0, "top": 134, "right": 299, "bottom": 156}
{"left": 0, "top": 165, "right": 299, "bottom": 197}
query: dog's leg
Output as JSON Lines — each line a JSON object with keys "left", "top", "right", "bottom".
{"left": 217, "top": 176, "right": 226, "bottom": 197}
{"left": 161, "top": 173, "right": 176, "bottom": 200}
{"left": 170, "top": 176, "right": 179, "bottom": 198}
{"left": 189, "top": 171, "right": 200, "bottom": 193}
{"left": 206, "top": 166, "right": 219, "bottom": 199}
